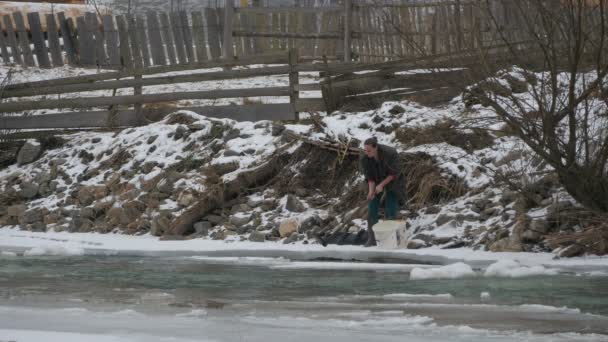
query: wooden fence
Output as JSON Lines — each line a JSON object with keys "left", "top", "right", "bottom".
{"left": 0, "top": 0, "right": 522, "bottom": 69}
{"left": 0, "top": 50, "right": 329, "bottom": 131}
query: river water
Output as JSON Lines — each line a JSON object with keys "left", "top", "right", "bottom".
{"left": 1, "top": 254, "right": 608, "bottom": 341}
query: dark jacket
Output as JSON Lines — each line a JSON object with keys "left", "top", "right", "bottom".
{"left": 359, "top": 144, "right": 405, "bottom": 200}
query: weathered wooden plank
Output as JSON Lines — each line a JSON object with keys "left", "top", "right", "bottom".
{"left": 271, "top": 12, "right": 280, "bottom": 51}
{"left": 253, "top": 0, "right": 268, "bottom": 54}
{"left": 115, "top": 15, "right": 133, "bottom": 70}
{"left": 344, "top": 0, "right": 352, "bottom": 62}
{"left": 5, "top": 52, "right": 288, "bottom": 90}
{"left": 79, "top": 15, "right": 95, "bottom": 66}
{"left": 235, "top": 7, "right": 342, "bottom": 14}
{"left": 127, "top": 15, "right": 143, "bottom": 70}
{"left": 103, "top": 15, "right": 120, "bottom": 67}
{"left": 146, "top": 12, "right": 166, "bottom": 65}
{"left": 136, "top": 15, "right": 151, "bottom": 67}
{"left": 0, "top": 86, "right": 292, "bottom": 113}
{"left": 3, "top": 15, "right": 21, "bottom": 65}
{"left": 223, "top": 0, "right": 235, "bottom": 58}
{"left": 170, "top": 11, "right": 187, "bottom": 64}
{"left": 92, "top": 13, "right": 108, "bottom": 66}
{"left": 179, "top": 11, "right": 195, "bottom": 63}
{"left": 288, "top": 48, "right": 299, "bottom": 120}
{"left": 4, "top": 65, "right": 294, "bottom": 98}
{"left": 191, "top": 11, "right": 207, "bottom": 61}
{"left": 45, "top": 14, "right": 63, "bottom": 66}
{"left": 233, "top": 12, "right": 244, "bottom": 56}
{"left": 57, "top": 12, "right": 77, "bottom": 65}
{"left": 12, "top": 12, "right": 35, "bottom": 66}
{"left": 233, "top": 31, "right": 341, "bottom": 39}
{"left": 279, "top": 12, "right": 288, "bottom": 50}
{"left": 0, "top": 103, "right": 295, "bottom": 130}
{"left": 27, "top": 12, "right": 51, "bottom": 68}
{"left": 0, "top": 20, "right": 12, "bottom": 63}
{"left": 205, "top": 8, "right": 222, "bottom": 59}
{"left": 159, "top": 12, "right": 177, "bottom": 65}
{"left": 241, "top": 12, "right": 254, "bottom": 56}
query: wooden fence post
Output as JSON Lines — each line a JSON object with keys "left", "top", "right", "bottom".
{"left": 288, "top": 48, "right": 299, "bottom": 121}
{"left": 223, "top": 0, "right": 235, "bottom": 59}
{"left": 343, "top": 0, "right": 352, "bottom": 62}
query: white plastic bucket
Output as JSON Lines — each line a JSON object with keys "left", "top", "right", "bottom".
{"left": 373, "top": 220, "right": 410, "bottom": 249}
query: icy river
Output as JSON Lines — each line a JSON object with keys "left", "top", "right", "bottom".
{"left": 1, "top": 252, "right": 608, "bottom": 342}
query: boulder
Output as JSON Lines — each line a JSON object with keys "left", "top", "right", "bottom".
{"left": 435, "top": 214, "right": 453, "bottom": 227}
{"left": 278, "top": 218, "right": 299, "bottom": 237}
{"left": 248, "top": 231, "right": 266, "bottom": 242}
{"left": 406, "top": 239, "right": 426, "bottom": 249}
{"left": 17, "top": 140, "right": 42, "bottom": 165}
{"left": 193, "top": 221, "right": 212, "bottom": 235}
{"left": 78, "top": 185, "right": 108, "bottom": 206}
{"left": 18, "top": 207, "right": 46, "bottom": 225}
{"left": 151, "top": 215, "right": 171, "bottom": 236}
{"left": 123, "top": 200, "right": 146, "bottom": 221}
{"left": 282, "top": 231, "right": 299, "bottom": 244}
{"left": 7, "top": 204, "right": 27, "bottom": 218}
{"left": 522, "top": 229, "right": 541, "bottom": 243}
{"left": 206, "top": 214, "right": 225, "bottom": 225}
{"left": 529, "top": 219, "right": 549, "bottom": 234}
{"left": 229, "top": 213, "right": 251, "bottom": 227}
{"left": 285, "top": 194, "right": 306, "bottom": 213}
{"left": 558, "top": 244, "right": 584, "bottom": 258}
{"left": 68, "top": 216, "right": 94, "bottom": 232}
{"left": 19, "top": 182, "right": 39, "bottom": 200}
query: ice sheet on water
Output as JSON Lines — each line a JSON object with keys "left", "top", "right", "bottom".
{"left": 23, "top": 244, "right": 84, "bottom": 256}
{"left": 484, "top": 260, "right": 558, "bottom": 278}
{"left": 410, "top": 262, "right": 476, "bottom": 280}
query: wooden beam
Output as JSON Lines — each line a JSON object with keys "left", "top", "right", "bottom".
{"left": 223, "top": 0, "right": 235, "bottom": 58}
{"left": 0, "top": 103, "right": 296, "bottom": 129}
{"left": 232, "top": 31, "right": 342, "bottom": 39}
{"left": 4, "top": 65, "right": 294, "bottom": 98}
{"left": 4, "top": 52, "right": 289, "bottom": 91}
{"left": 0, "top": 87, "right": 291, "bottom": 113}
{"left": 235, "top": 7, "right": 342, "bottom": 14}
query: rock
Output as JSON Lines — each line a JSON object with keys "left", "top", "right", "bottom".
{"left": 248, "top": 231, "right": 266, "bottom": 242}
{"left": 78, "top": 185, "right": 108, "bottom": 206}
{"left": 30, "top": 221, "right": 47, "bottom": 232}
{"left": 156, "top": 179, "right": 174, "bottom": 195}
{"left": 188, "top": 122, "right": 207, "bottom": 131}
{"left": 299, "top": 215, "right": 322, "bottom": 233}
{"left": 522, "top": 229, "right": 541, "bottom": 243}
{"left": 7, "top": 204, "right": 27, "bottom": 218}
{"left": 229, "top": 213, "right": 251, "bottom": 227}
{"left": 206, "top": 214, "right": 225, "bottom": 225}
{"left": 529, "top": 219, "right": 549, "bottom": 234}
{"left": 19, "top": 182, "right": 39, "bottom": 200}
{"left": 177, "top": 190, "right": 196, "bottom": 207}
{"left": 247, "top": 196, "right": 265, "bottom": 208}
{"left": 283, "top": 231, "right": 299, "bottom": 244}
{"left": 68, "top": 216, "right": 94, "bottom": 232}
{"left": 482, "top": 207, "right": 497, "bottom": 216}
{"left": 212, "top": 161, "right": 239, "bottom": 176}
{"left": 488, "top": 237, "right": 523, "bottom": 252}
{"left": 193, "top": 221, "right": 212, "bottom": 235}
{"left": 272, "top": 123, "right": 285, "bottom": 136}
{"left": 231, "top": 203, "right": 251, "bottom": 214}
{"left": 406, "top": 239, "right": 426, "bottom": 249}
{"left": 388, "top": 105, "right": 405, "bottom": 115}
{"left": 17, "top": 140, "right": 42, "bottom": 165}
{"left": 210, "top": 230, "right": 226, "bottom": 240}
{"left": 151, "top": 215, "right": 171, "bottom": 236}
{"left": 18, "top": 207, "right": 46, "bottom": 225}
{"left": 123, "top": 201, "right": 146, "bottom": 221}
{"left": 435, "top": 214, "right": 453, "bottom": 227}
{"left": 558, "top": 244, "right": 584, "bottom": 258}
{"left": 223, "top": 149, "right": 241, "bottom": 157}
{"left": 432, "top": 236, "right": 453, "bottom": 245}
{"left": 425, "top": 206, "right": 441, "bottom": 215}
{"left": 224, "top": 128, "right": 240, "bottom": 141}
{"left": 285, "top": 194, "right": 306, "bottom": 213}
{"left": 279, "top": 218, "right": 299, "bottom": 237}
{"left": 174, "top": 125, "right": 189, "bottom": 140}
{"left": 106, "top": 207, "right": 130, "bottom": 227}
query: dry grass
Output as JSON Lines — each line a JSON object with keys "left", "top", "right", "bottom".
{"left": 395, "top": 119, "right": 495, "bottom": 152}
{"left": 242, "top": 97, "right": 263, "bottom": 105}
{"left": 402, "top": 153, "right": 467, "bottom": 209}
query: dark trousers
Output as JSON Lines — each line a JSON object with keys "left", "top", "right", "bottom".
{"left": 368, "top": 190, "right": 398, "bottom": 226}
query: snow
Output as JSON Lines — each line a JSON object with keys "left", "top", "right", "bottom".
{"left": 23, "top": 244, "right": 84, "bottom": 256}
{"left": 1, "top": 228, "right": 608, "bottom": 274}
{"left": 484, "top": 260, "right": 558, "bottom": 278}
{"left": 410, "top": 262, "right": 476, "bottom": 280}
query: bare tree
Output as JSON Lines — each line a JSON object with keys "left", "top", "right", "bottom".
{"left": 462, "top": 0, "right": 608, "bottom": 213}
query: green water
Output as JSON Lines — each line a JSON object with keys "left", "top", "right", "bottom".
{"left": 1, "top": 255, "right": 608, "bottom": 316}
